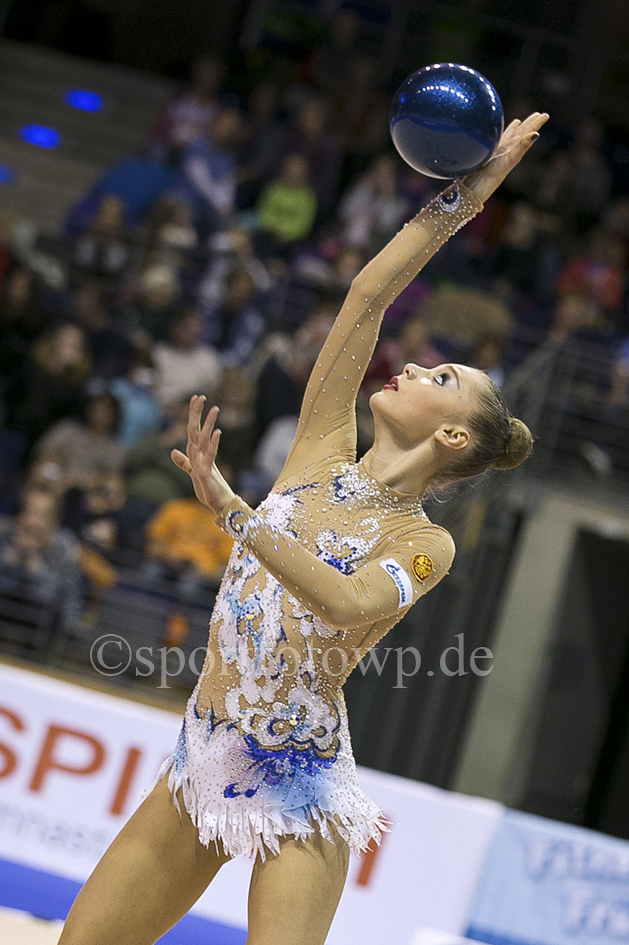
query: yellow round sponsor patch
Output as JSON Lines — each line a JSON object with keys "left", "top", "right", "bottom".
{"left": 411, "top": 553, "right": 434, "bottom": 583}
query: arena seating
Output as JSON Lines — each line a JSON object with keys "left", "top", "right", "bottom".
{"left": 0, "top": 40, "right": 174, "bottom": 234}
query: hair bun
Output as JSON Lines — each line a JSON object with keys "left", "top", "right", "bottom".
{"left": 491, "top": 417, "right": 533, "bottom": 471}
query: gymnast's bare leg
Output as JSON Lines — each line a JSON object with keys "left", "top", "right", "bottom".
{"left": 58, "top": 775, "right": 349, "bottom": 945}
{"left": 247, "top": 827, "right": 350, "bottom": 945}
{"left": 58, "top": 777, "right": 231, "bottom": 945}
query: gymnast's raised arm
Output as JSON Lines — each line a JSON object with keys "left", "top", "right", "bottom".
{"left": 276, "top": 181, "right": 484, "bottom": 475}
{"left": 276, "top": 112, "right": 547, "bottom": 477}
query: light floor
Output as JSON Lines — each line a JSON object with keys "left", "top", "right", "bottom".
{"left": 0, "top": 907, "right": 62, "bottom": 945}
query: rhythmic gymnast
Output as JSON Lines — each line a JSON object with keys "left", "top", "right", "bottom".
{"left": 59, "top": 111, "right": 548, "bottom": 945}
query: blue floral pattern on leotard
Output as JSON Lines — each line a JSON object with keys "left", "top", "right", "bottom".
{"left": 172, "top": 719, "right": 188, "bottom": 776}
{"left": 315, "top": 516, "right": 380, "bottom": 574}
{"left": 156, "top": 462, "right": 408, "bottom": 858}
{"left": 223, "top": 684, "right": 340, "bottom": 799}
{"left": 193, "top": 470, "right": 383, "bottom": 770}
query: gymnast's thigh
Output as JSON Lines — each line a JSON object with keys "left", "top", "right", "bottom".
{"left": 59, "top": 776, "right": 231, "bottom": 945}
{"left": 246, "top": 827, "right": 350, "bottom": 945}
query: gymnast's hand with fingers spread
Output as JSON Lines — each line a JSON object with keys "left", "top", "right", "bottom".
{"left": 171, "top": 395, "right": 236, "bottom": 517}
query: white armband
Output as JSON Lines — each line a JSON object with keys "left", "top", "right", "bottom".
{"left": 379, "top": 558, "right": 413, "bottom": 608}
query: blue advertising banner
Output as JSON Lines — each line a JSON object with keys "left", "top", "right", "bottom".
{"left": 467, "top": 809, "right": 629, "bottom": 945}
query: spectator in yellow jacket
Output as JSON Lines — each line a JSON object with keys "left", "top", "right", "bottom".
{"left": 145, "top": 496, "right": 234, "bottom": 592}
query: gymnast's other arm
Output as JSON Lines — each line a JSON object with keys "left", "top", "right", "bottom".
{"left": 172, "top": 396, "right": 451, "bottom": 629}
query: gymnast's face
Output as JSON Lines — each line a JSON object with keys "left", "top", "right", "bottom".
{"left": 370, "top": 362, "right": 485, "bottom": 448}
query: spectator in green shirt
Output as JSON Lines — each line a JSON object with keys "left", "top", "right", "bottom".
{"left": 254, "top": 154, "right": 317, "bottom": 258}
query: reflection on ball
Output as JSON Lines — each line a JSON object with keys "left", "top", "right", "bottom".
{"left": 390, "top": 63, "right": 504, "bottom": 179}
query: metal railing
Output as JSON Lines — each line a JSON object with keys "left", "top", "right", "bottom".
{"left": 503, "top": 326, "right": 628, "bottom": 486}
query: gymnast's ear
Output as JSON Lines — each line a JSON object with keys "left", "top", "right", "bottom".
{"left": 434, "top": 425, "right": 470, "bottom": 451}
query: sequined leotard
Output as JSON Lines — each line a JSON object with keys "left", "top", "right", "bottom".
{"left": 155, "top": 182, "right": 484, "bottom": 860}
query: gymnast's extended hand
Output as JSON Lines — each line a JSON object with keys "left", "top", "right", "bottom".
{"left": 463, "top": 110, "right": 549, "bottom": 202}
{"left": 171, "top": 395, "right": 235, "bottom": 516}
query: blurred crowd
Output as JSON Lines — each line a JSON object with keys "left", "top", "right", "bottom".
{"left": 0, "top": 9, "right": 628, "bottom": 642}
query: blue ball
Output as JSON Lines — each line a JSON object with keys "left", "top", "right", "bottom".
{"left": 390, "top": 63, "right": 504, "bottom": 179}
